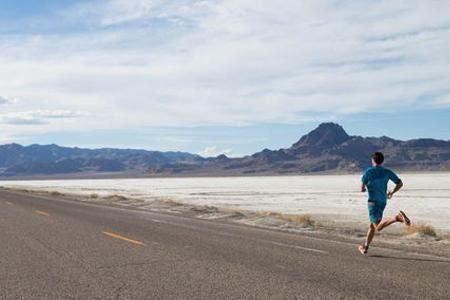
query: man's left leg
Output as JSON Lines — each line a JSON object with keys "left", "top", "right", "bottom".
{"left": 359, "top": 201, "right": 384, "bottom": 254}
{"left": 377, "top": 211, "right": 410, "bottom": 231}
{"left": 359, "top": 221, "right": 380, "bottom": 254}
{"left": 376, "top": 216, "right": 398, "bottom": 231}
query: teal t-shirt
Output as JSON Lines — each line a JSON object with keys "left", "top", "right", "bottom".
{"left": 361, "top": 166, "right": 401, "bottom": 202}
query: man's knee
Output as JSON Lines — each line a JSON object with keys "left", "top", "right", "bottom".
{"left": 375, "top": 221, "right": 384, "bottom": 232}
{"left": 370, "top": 221, "right": 382, "bottom": 231}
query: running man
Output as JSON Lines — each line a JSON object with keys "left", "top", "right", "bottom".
{"left": 359, "top": 152, "right": 411, "bottom": 255}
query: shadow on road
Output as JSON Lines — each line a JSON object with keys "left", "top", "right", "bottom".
{"left": 369, "top": 254, "right": 450, "bottom": 264}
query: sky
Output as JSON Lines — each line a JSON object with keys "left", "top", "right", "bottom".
{"left": 1, "top": 0, "right": 450, "bottom": 157}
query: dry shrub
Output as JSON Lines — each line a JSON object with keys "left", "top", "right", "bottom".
{"left": 162, "top": 199, "right": 183, "bottom": 206}
{"left": 404, "top": 223, "right": 437, "bottom": 237}
{"left": 286, "top": 214, "right": 315, "bottom": 227}
{"left": 263, "top": 211, "right": 283, "bottom": 218}
{"left": 262, "top": 212, "right": 315, "bottom": 227}
{"left": 219, "top": 208, "right": 246, "bottom": 218}
{"left": 190, "top": 205, "right": 218, "bottom": 214}
{"left": 105, "top": 194, "right": 128, "bottom": 201}
{"left": 89, "top": 193, "right": 99, "bottom": 199}
{"left": 49, "top": 191, "right": 63, "bottom": 196}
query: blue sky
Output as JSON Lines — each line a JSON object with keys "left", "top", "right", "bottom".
{"left": 1, "top": 1, "right": 450, "bottom": 157}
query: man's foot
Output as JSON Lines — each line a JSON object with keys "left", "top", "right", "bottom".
{"left": 358, "top": 245, "right": 368, "bottom": 255}
{"left": 396, "top": 210, "right": 411, "bottom": 226}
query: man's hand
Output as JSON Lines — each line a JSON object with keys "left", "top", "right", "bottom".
{"left": 388, "top": 181, "right": 403, "bottom": 200}
{"left": 361, "top": 184, "right": 367, "bottom": 192}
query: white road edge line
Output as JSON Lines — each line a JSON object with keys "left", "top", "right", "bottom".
{"left": 295, "top": 234, "right": 450, "bottom": 261}
{"left": 148, "top": 217, "right": 329, "bottom": 254}
{"left": 270, "top": 241, "right": 329, "bottom": 254}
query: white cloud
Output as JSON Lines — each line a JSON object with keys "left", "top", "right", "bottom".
{"left": 0, "top": 133, "right": 16, "bottom": 144}
{"left": 0, "top": 96, "right": 18, "bottom": 105}
{"left": 0, "top": 110, "right": 85, "bottom": 125}
{"left": 68, "top": 0, "right": 207, "bottom": 27}
{"left": 198, "top": 146, "right": 232, "bottom": 157}
{"left": 0, "top": 0, "right": 449, "bottom": 138}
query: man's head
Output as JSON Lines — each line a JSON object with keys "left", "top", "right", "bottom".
{"left": 371, "top": 151, "right": 384, "bottom": 166}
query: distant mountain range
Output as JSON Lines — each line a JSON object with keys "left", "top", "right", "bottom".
{"left": 1, "top": 122, "right": 449, "bottom": 178}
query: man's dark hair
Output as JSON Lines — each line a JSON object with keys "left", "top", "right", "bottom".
{"left": 371, "top": 152, "right": 384, "bottom": 165}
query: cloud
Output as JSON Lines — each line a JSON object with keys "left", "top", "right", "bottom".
{"left": 0, "top": 96, "right": 18, "bottom": 105}
{"left": 0, "top": 132, "right": 16, "bottom": 144}
{"left": 0, "top": 110, "right": 85, "bottom": 125}
{"left": 67, "top": 0, "right": 208, "bottom": 27}
{"left": 198, "top": 146, "right": 232, "bottom": 157}
{"left": 0, "top": 0, "right": 449, "bottom": 135}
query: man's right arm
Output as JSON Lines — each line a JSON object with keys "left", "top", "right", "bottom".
{"left": 387, "top": 181, "right": 403, "bottom": 199}
{"left": 387, "top": 170, "right": 403, "bottom": 199}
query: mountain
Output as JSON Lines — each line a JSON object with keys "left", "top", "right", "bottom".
{"left": 213, "top": 123, "right": 450, "bottom": 174}
{"left": 0, "top": 144, "right": 202, "bottom": 177}
{"left": 202, "top": 123, "right": 450, "bottom": 174}
{"left": 291, "top": 122, "right": 350, "bottom": 151}
{"left": 1, "top": 122, "right": 449, "bottom": 178}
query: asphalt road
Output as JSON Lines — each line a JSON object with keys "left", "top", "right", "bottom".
{"left": 1, "top": 189, "right": 449, "bottom": 300}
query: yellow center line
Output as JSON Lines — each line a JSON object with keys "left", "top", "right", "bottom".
{"left": 102, "top": 231, "right": 145, "bottom": 246}
{"left": 35, "top": 210, "right": 50, "bottom": 217}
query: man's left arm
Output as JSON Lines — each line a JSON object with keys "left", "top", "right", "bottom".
{"left": 361, "top": 171, "right": 368, "bottom": 192}
{"left": 361, "top": 183, "right": 367, "bottom": 192}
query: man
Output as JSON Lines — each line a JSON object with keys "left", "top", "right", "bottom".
{"left": 359, "top": 152, "right": 411, "bottom": 255}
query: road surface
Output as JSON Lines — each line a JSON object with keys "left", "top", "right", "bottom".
{"left": 1, "top": 189, "right": 449, "bottom": 299}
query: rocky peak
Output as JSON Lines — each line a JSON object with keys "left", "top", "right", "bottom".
{"left": 292, "top": 122, "right": 350, "bottom": 149}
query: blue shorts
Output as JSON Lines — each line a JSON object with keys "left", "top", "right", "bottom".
{"left": 368, "top": 201, "right": 386, "bottom": 224}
